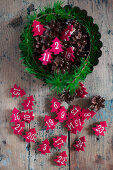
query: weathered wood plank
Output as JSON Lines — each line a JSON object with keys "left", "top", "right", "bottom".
{"left": 0, "top": 0, "right": 69, "bottom": 170}
{"left": 28, "top": 1, "right": 70, "bottom": 170}
{"left": 69, "top": 0, "right": 113, "bottom": 169}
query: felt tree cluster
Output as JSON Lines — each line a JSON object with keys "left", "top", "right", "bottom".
{"left": 10, "top": 83, "right": 107, "bottom": 167}
{"left": 10, "top": 84, "right": 36, "bottom": 143}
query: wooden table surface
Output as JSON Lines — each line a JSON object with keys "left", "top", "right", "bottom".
{"left": 0, "top": 0, "right": 113, "bottom": 170}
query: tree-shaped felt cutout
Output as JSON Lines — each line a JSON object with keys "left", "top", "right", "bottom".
{"left": 62, "top": 47, "right": 75, "bottom": 62}
{"left": 21, "top": 95, "right": 34, "bottom": 110}
{"left": 10, "top": 84, "right": 26, "bottom": 98}
{"left": 23, "top": 128, "right": 36, "bottom": 143}
{"left": 32, "top": 20, "right": 46, "bottom": 36}
{"left": 52, "top": 135, "right": 67, "bottom": 149}
{"left": 92, "top": 121, "right": 107, "bottom": 136}
{"left": 55, "top": 106, "right": 67, "bottom": 122}
{"left": 50, "top": 97, "right": 61, "bottom": 113}
{"left": 44, "top": 115, "right": 58, "bottom": 130}
{"left": 10, "top": 107, "right": 21, "bottom": 123}
{"left": 50, "top": 37, "right": 63, "bottom": 55}
{"left": 61, "top": 25, "right": 73, "bottom": 41}
{"left": 19, "top": 111, "right": 34, "bottom": 123}
{"left": 39, "top": 48, "right": 52, "bottom": 65}
{"left": 76, "top": 82, "right": 88, "bottom": 98}
{"left": 73, "top": 136, "right": 86, "bottom": 152}
{"left": 54, "top": 151, "right": 67, "bottom": 166}
{"left": 37, "top": 139, "right": 51, "bottom": 154}
{"left": 69, "top": 105, "right": 81, "bottom": 119}
{"left": 11, "top": 122, "right": 25, "bottom": 136}
{"left": 81, "top": 108, "right": 96, "bottom": 121}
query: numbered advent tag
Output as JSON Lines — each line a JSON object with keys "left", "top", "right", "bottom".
{"left": 32, "top": 20, "right": 45, "bottom": 36}
{"left": 10, "top": 84, "right": 26, "bottom": 98}
{"left": 62, "top": 47, "right": 75, "bottom": 62}
{"left": 37, "top": 139, "right": 51, "bottom": 154}
{"left": 92, "top": 121, "right": 107, "bottom": 136}
{"left": 54, "top": 151, "right": 67, "bottom": 166}
{"left": 11, "top": 122, "right": 25, "bottom": 136}
{"left": 50, "top": 37, "right": 63, "bottom": 54}
{"left": 52, "top": 135, "right": 67, "bottom": 149}
{"left": 21, "top": 96, "right": 34, "bottom": 110}
{"left": 73, "top": 136, "right": 86, "bottom": 152}
{"left": 19, "top": 111, "right": 34, "bottom": 123}
{"left": 39, "top": 48, "right": 52, "bottom": 65}
{"left": 55, "top": 106, "right": 67, "bottom": 122}
{"left": 10, "top": 107, "right": 21, "bottom": 123}
{"left": 44, "top": 115, "right": 58, "bottom": 130}
{"left": 23, "top": 128, "right": 36, "bottom": 143}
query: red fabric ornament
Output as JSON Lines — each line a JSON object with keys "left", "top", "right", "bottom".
{"left": 39, "top": 48, "right": 52, "bottom": 65}
{"left": 23, "top": 128, "right": 36, "bottom": 143}
{"left": 50, "top": 37, "right": 63, "bottom": 54}
{"left": 10, "top": 107, "right": 21, "bottom": 123}
{"left": 10, "top": 84, "right": 26, "bottom": 98}
{"left": 19, "top": 111, "right": 34, "bottom": 123}
{"left": 73, "top": 136, "right": 86, "bottom": 152}
{"left": 37, "top": 139, "right": 51, "bottom": 154}
{"left": 21, "top": 95, "right": 34, "bottom": 110}
{"left": 62, "top": 47, "right": 75, "bottom": 62}
{"left": 52, "top": 135, "right": 67, "bottom": 149}
{"left": 61, "top": 25, "right": 73, "bottom": 41}
{"left": 11, "top": 122, "right": 25, "bottom": 136}
{"left": 65, "top": 119, "right": 77, "bottom": 134}
{"left": 65, "top": 116, "right": 84, "bottom": 134}
{"left": 81, "top": 108, "right": 96, "bottom": 121}
{"left": 76, "top": 82, "right": 88, "bottom": 98}
{"left": 44, "top": 115, "right": 58, "bottom": 130}
{"left": 69, "top": 105, "right": 81, "bottom": 119}
{"left": 54, "top": 151, "right": 67, "bottom": 166}
{"left": 55, "top": 106, "right": 67, "bottom": 122}
{"left": 32, "top": 20, "right": 45, "bottom": 36}
{"left": 92, "top": 121, "right": 107, "bottom": 136}
{"left": 50, "top": 97, "right": 61, "bottom": 113}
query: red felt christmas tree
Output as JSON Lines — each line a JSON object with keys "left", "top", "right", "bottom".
{"left": 54, "top": 151, "right": 67, "bottom": 166}
{"left": 81, "top": 108, "right": 96, "bottom": 121}
{"left": 55, "top": 106, "right": 67, "bottom": 122}
{"left": 73, "top": 136, "right": 86, "bottom": 152}
{"left": 50, "top": 37, "right": 63, "bottom": 55}
{"left": 76, "top": 82, "right": 88, "bottom": 98}
{"left": 50, "top": 97, "right": 61, "bottom": 113}
{"left": 62, "top": 47, "right": 75, "bottom": 62}
{"left": 10, "top": 84, "right": 26, "bottom": 98}
{"left": 21, "top": 95, "right": 34, "bottom": 110}
{"left": 44, "top": 115, "right": 58, "bottom": 130}
{"left": 52, "top": 135, "right": 67, "bottom": 149}
{"left": 10, "top": 107, "right": 21, "bottom": 123}
{"left": 23, "top": 128, "right": 36, "bottom": 143}
{"left": 92, "top": 121, "right": 107, "bottom": 136}
{"left": 39, "top": 48, "right": 52, "bottom": 65}
{"left": 37, "top": 139, "right": 51, "bottom": 154}
{"left": 32, "top": 20, "right": 45, "bottom": 36}
{"left": 19, "top": 111, "right": 34, "bottom": 123}
{"left": 11, "top": 122, "right": 25, "bottom": 136}
{"left": 61, "top": 25, "right": 73, "bottom": 41}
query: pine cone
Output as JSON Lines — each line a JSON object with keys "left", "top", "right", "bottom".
{"left": 90, "top": 96, "right": 105, "bottom": 111}
{"left": 59, "top": 90, "right": 75, "bottom": 103}
{"left": 51, "top": 56, "right": 71, "bottom": 74}
{"left": 34, "top": 19, "right": 90, "bottom": 73}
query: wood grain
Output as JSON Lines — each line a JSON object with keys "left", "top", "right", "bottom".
{"left": 69, "top": 0, "right": 113, "bottom": 170}
{"left": 0, "top": 0, "right": 113, "bottom": 170}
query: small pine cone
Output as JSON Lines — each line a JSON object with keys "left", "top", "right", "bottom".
{"left": 90, "top": 95, "right": 105, "bottom": 111}
{"left": 59, "top": 90, "right": 75, "bottom": 102}
{"left": 51, "top": 56, "right": 71, "bottom": 74}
